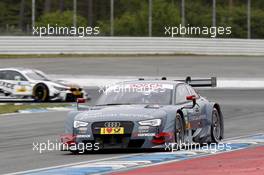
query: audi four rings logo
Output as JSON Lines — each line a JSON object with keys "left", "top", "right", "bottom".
{"left": 104, "top": 122, "right": 121, "bottom": 128}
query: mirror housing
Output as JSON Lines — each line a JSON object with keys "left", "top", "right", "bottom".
{"left": 186, "top": 95, "right": 197, "bottom": 108}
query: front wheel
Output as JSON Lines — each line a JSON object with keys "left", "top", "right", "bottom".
{"left": 211, "top": 108, "right": 223, "bottom": 143}
{"left": 174, "top": 113, "right": 185, "bottom": 148}
{"left": 33, "top": 84, "right": 49, "bottom": 102}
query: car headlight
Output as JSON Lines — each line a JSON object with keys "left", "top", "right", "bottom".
{"left": 53, "top": 86, "right": 69, "bottom": 91}
{"left": 73, "top": 121, "right": 89, "bottom": 128}
{"left": 138, "top": 119, "right": 162, "bottom": 126}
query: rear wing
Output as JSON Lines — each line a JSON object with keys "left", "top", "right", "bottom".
{"left": 176, "top": 76, "right": 217, "bottom": 87}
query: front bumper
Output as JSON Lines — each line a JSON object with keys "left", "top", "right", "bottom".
{"left": 62, "top": 121, "right": 174, "bottom": 150}
{"left": 52, "top": 89, "right": 85, "bottom": 102}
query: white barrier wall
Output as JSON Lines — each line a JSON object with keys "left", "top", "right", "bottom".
{"left": 0, "top": 36, "right": 263, "bottom": 55}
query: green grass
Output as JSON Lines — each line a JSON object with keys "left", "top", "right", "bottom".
{"left": 0, "top": 103, "right": 71, "bottom": 114}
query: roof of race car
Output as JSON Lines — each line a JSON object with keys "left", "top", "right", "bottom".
{"left": 0, "top": 67, "right": 40, "bottom": 73}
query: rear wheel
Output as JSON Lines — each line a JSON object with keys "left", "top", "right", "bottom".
{"left": 33, "top": 84, "right": 49, "bottom": 102}
{"left": 211, "top": 108, "right": 222, "bottom": 143}
{"left": 174, "top": 113, "right": 185, "bottom": 148}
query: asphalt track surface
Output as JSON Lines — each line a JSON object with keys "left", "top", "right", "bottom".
{"left": 0, "top": 88, "right": 264, "bottom": 174}
{"left": 0, "top": 55, "right": 264, "bottom": 78}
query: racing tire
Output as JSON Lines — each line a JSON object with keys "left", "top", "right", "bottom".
{"left": 210, "top": 108, "right": 223, "bottom": 143}
{"left": 65, "top": 94, "right": 78, "bottom": 102}
{"left": 33, "top": 83, "right": 50, "bottom": 102}
{"left": 69, "top": 149, "right": 80, "bottom": 154}
{"left": 4, "top": 93, "right": 11, "bottom": 96}
{"left": 174, "top": 113, "right": 185, "bottom": 149}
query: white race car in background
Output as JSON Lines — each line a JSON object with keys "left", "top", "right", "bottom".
{"left": 0, "top": 68, "right": 86, "bottom": 102}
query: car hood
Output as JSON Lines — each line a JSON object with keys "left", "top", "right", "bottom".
{"left": 55, "top": 80, "right": 80, "bottom": 88}
{"left": 32, "top": 79, "right": 80, "bottom": 89}
{"left": 74, "top": 105, "right": 168, "bottom": 122}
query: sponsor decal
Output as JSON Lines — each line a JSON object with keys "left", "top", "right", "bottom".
{"left": 102, "top": 83, "right": 173, "bottom": 95}
{"left": 138, "top": 126, "right": 150, "bottom": 130}
{"left": 15, "top": 86, "right": 27, "bottom": 92}
{"left": 77, "top": 127, "right": 88, "bottom": 134}
{"left": 0, "top": 81, "right": 15, "bottom": 89}
{"left": 100, "top": 127, "right": 125, "bottom": 134}
{"left": 76, "top": 134, "right": 91, "bottom": 138}
{"left": 138, "top": 129, "right": 151, "bottom": 133}
{"left": 137, "top": 133, "right": 156, "bottom": 137}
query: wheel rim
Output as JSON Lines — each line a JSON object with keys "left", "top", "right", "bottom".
{"left": 175, "top": 116, "right": 184, "bottom": 145}
{"left": 35, "top": 87, "right": 46, "bottom": 100}
{"left": 212, "top": 110, "right": 221, "bottom": 141}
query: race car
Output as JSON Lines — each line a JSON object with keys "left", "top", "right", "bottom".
{"left": 61, "top": 77, "right": 224, "bottom": 152}
{"left": 0, "top": 68, "right": 86, "bottom": 102}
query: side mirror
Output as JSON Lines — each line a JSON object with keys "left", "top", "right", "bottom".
{"left": 186, "top": 95, "right": 197, "bottom": 108}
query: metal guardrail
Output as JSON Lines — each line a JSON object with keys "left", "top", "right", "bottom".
{"left": 0, "top": 36, "right": 263, "bottom": 55}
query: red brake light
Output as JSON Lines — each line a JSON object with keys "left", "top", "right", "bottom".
{"left": 77, "top": 98, "right": 86, "bottom": 103}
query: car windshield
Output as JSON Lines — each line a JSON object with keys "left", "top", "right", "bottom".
{"left": 26, "top": 71, "right": 50, "bottom": 81}
{"left": 96, "top": 83, "right": 173, "bottom": 105}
